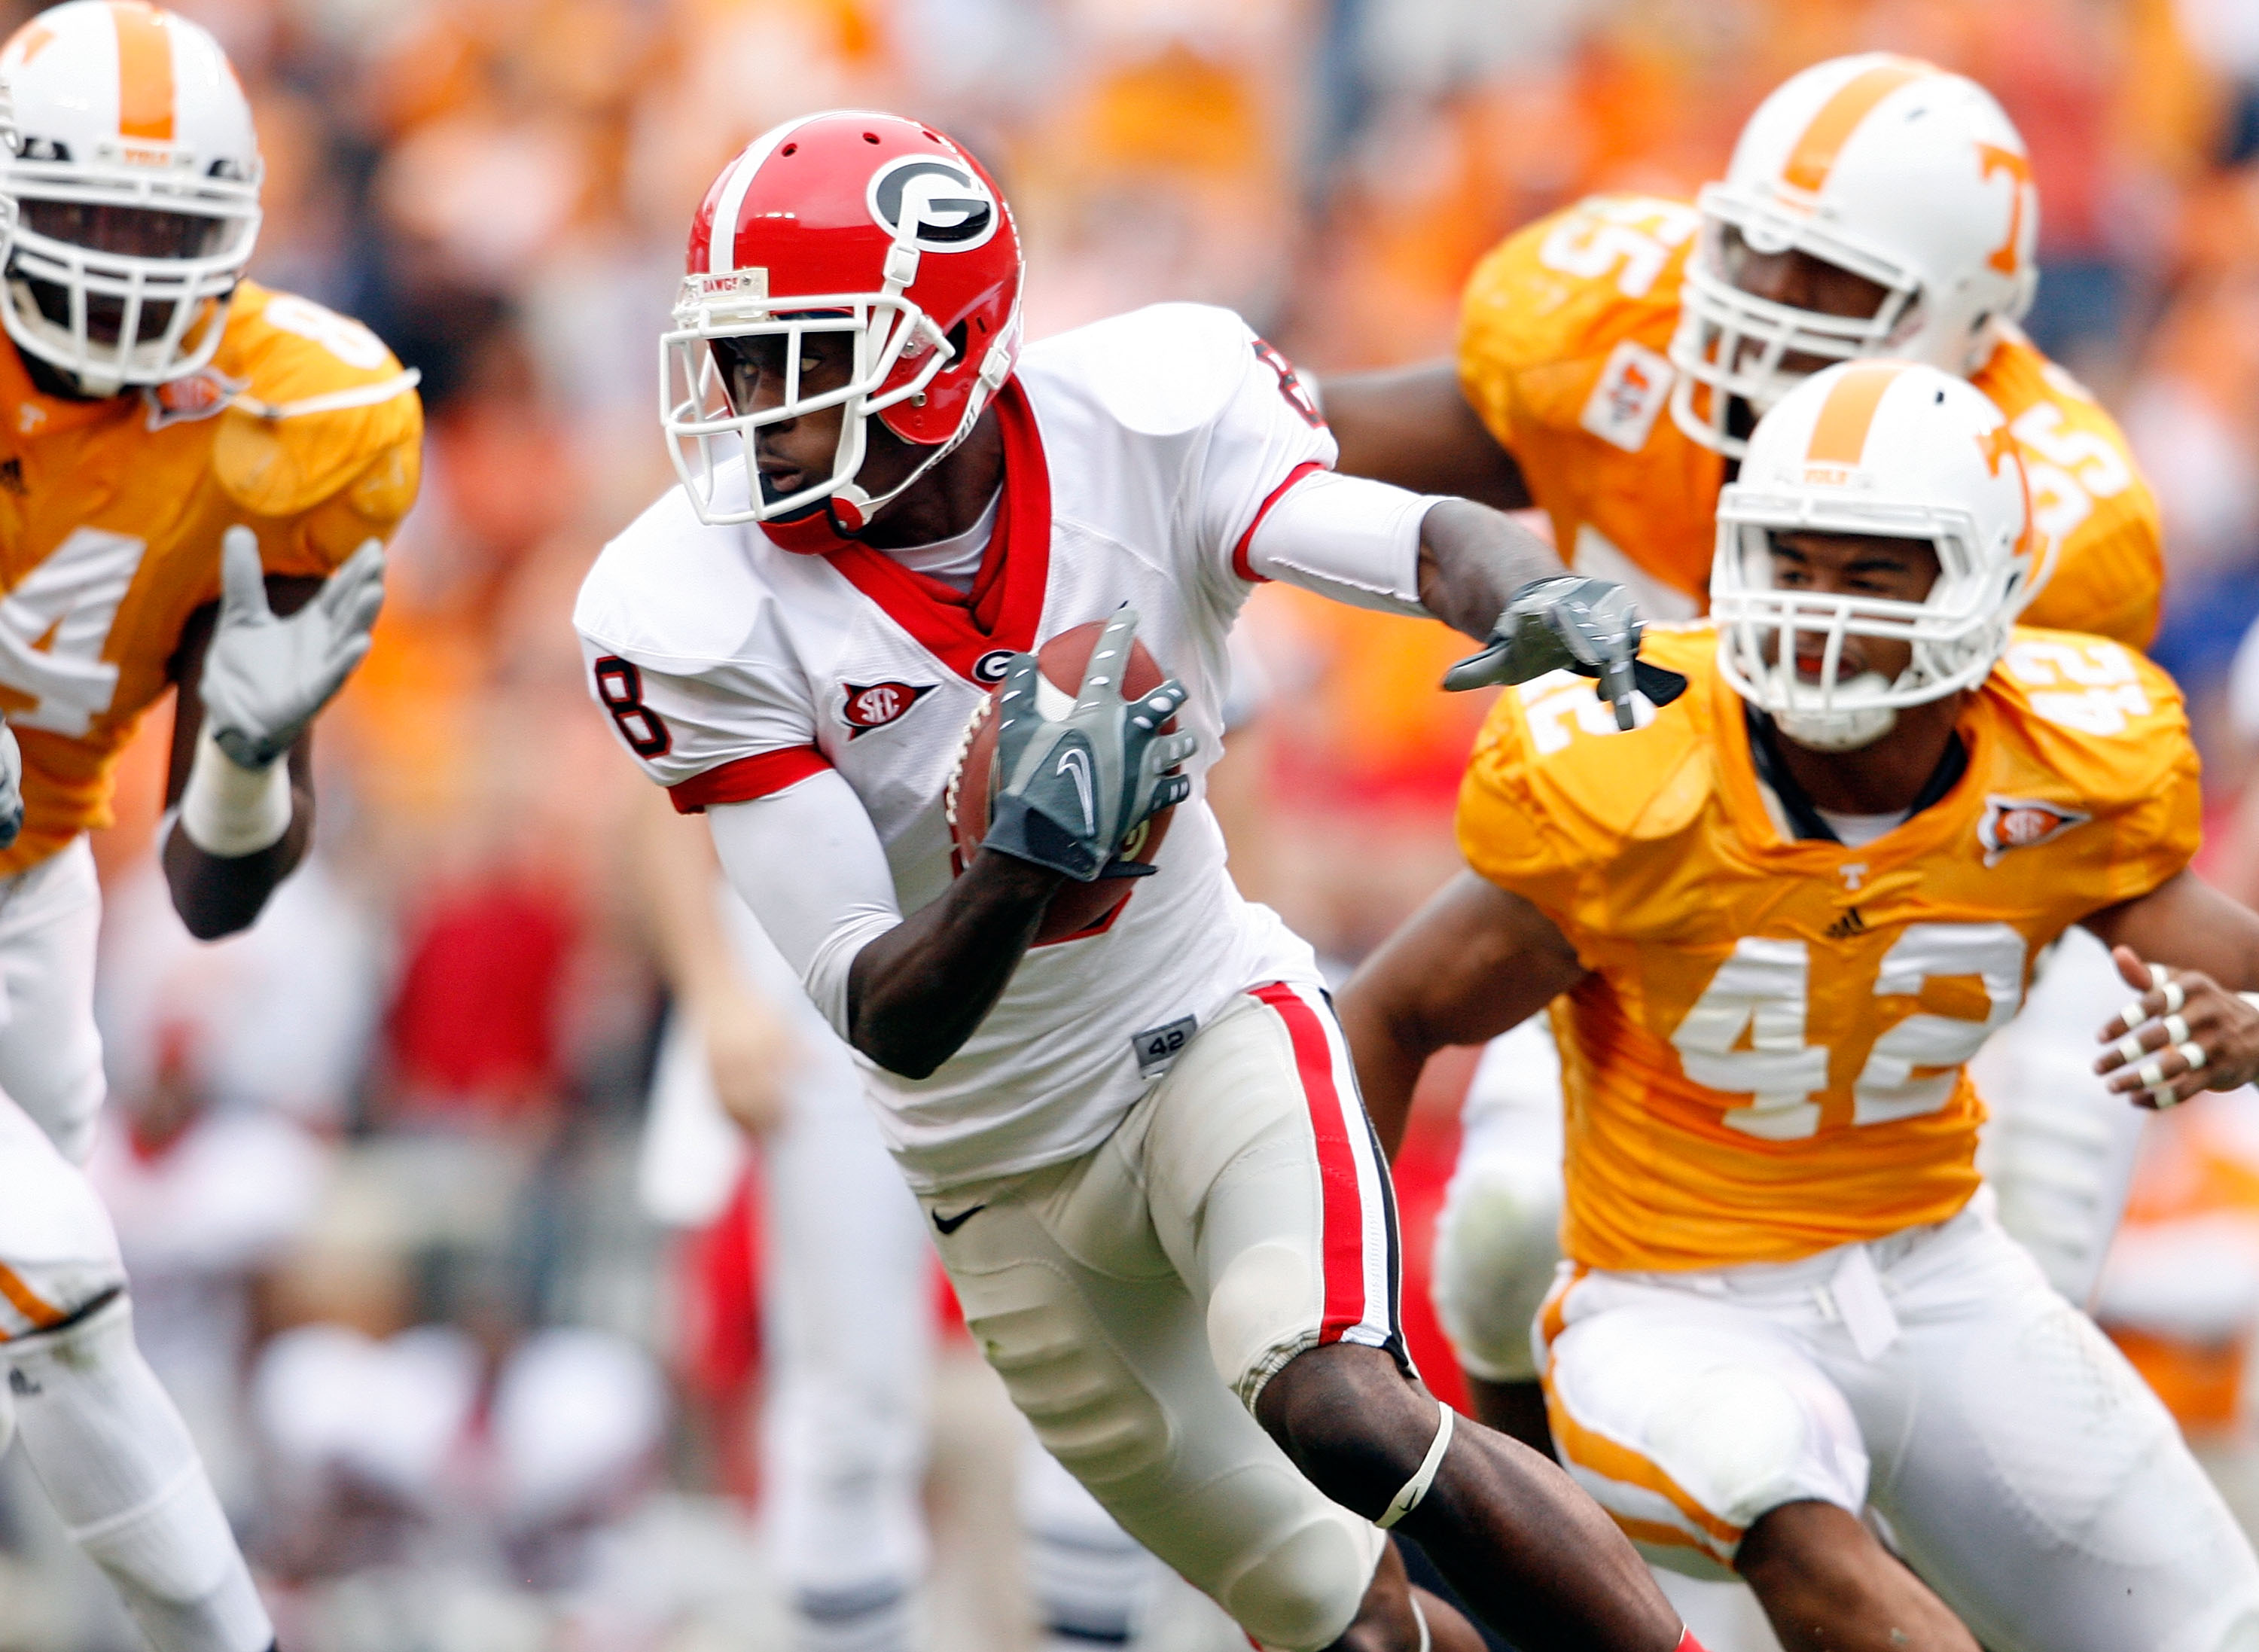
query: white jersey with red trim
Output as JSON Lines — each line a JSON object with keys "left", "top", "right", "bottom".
{"left": 575, "top": 303, "right": 1390, "bottom": 1190}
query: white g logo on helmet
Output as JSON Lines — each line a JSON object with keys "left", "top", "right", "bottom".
{"left": 866, "top": 155, "right": 997, "bottom": 253}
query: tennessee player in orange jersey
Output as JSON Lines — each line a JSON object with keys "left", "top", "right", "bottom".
{"left": 0, "top": 8, "right": 418, "bottom": 1652}
{"left": 1342, "top": 361, "right": 2259, "bottom": 1652}
{"left": 1325, "top": 64, "right": 2162, "bottom": 1593}
{"left": 1323, "top": 55, "right": 2160, "bottom": 650}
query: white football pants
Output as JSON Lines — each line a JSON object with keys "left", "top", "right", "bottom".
{"left": 1540, "top": 1198, "right": 2259, "bottom": 1652}
{"left": 0, "top": 837, "right": 272, "bottom": 1652}
{"left": 657, "top": 888, "right": 1162, "bottom": 1651}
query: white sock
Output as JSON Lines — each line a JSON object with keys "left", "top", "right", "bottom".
{"left": 7, "top": 1297, "right": 273, "bottom": 1652}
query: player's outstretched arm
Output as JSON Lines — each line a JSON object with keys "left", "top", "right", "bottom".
{"left": 161, "top": 526, "right": 386, "bottom": 937}
{"left": 1340, "top": 870, "right": 1589, "bottom": 1158}
{"left": 2084, "top": 870, "right": 2259, "bottom": 1108}
{"left": 1319, "top": 360, "right": 1534, "bottom": 511}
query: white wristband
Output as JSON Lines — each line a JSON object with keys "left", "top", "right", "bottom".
{"left": 178, "top": 728, "right": 292, "bottom": 857}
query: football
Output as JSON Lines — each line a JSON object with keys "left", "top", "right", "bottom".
{"left": 944, "top": 621, "right": 1180, "bottom": 944}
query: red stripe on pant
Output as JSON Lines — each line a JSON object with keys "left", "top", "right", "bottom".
{"left": 1679, "top": 1632, "right": 1709, "bottom": 1651}
{"left": 1251, "top": 981, "right": 1366, "bottom": 1346}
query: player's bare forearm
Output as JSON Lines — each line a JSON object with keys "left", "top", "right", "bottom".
{"left": 160, "top": 572, "right": 326, "bottom": 938}
{"left": 2086, "top": 871, "right": 2259, "bottom": 989}
{"left": 1321, "top": 361, "right": 1534, "bottom": 511}
{"left": 1416, "top": 499, "right": 1568, "bottom": 645}
{"left": 160, "top": 739, "right": 313, "bottom": 939}
{"left": 1341, "top": 872, "right": 1589, "bottom": 1157}
{"left": 847, "top": 847, "right": 1069, "bottom": 1079}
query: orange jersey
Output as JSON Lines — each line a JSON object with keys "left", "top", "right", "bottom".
{"left": 0, "top": 281, "right": 422, "bottom": 874}
{"left": 1456, "top": 194, "right": 2163, "bottom": 646}
{"left": 1456, "top": 626, "right": 2198, "bottom": 1273}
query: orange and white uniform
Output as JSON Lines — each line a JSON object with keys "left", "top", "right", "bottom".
{"left": 1450, "top": 631, "right": 2259, "bottom": 1651}
{"left": 0, "top": 281, "right": 419, "bottom": 876}
{"left": 0, "top": 278, "right": 416, "bottom": 1230}
{"left": 1455, "top": 194, "right": 2163, "bottom": 648}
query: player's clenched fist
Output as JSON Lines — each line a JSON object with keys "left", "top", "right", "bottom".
{"left": 984, "top": 607, "right": 1197, "bottom": 882}
{"left": 200, "top": 525, "right": 386, "bottom": 771}
{"left": 2095, "top": 946, "right": 2259, "bottom": 1108}
{"left": 1443, "top": 574, "right": 1688, "bottom": 729}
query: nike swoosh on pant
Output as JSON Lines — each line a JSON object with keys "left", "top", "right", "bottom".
{"left": 931, "top": 1203, "right": 986, "bottom": 1235}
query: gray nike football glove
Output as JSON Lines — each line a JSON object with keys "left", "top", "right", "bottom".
{"left": 1442, "top": 574, "right": 1689, "bottom": 730}
{"left": 200, "top": 526, "right": 386, "bottom": 770}
{"left": 0, "top": 719, "right": 21, "bottom": 852}
{"left": 983, "top": 608, "right": 1197, "bottom": 882}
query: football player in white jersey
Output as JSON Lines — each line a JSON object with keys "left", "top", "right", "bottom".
{"left": 634, "top": 788, "right": 1170, "bottom": 1652}
{"left": 576, "top": 111, "right": 1704, "bottom": 1652}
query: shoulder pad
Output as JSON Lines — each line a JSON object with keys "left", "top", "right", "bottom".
{"left": 1017, "top": 303, "right": 1259, "bottom": 437}
{"left": 1460, "top": 194, "right": 1698, "bottom": 375}
{"left": 1986, "top": 629, "right": 2190, "bottom": 807}
{"left": 209, "top": 284, "right": 425, "bottom": 522}
{"left": 1462, "top": 627, "right": 1720, "bottom": 883}
{"left": 575, "top": 487, "right": 773, "bottom": 668}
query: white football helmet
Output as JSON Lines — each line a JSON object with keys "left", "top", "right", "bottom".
{"left": 1669, "top": 54, "right": 2037, "bottom": 459}
{"left": 1713, "top": 359, "right": 2036, "bottom": 751}
{"left": 0, "top": 2, "right": 261, "bottom": 395}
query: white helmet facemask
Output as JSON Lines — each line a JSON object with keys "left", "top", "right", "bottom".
{"left": 1668, "top": 54, "right": 2038, "bottom": 461}
{"left": 1712, "top": 361, "right": 2037, "bottom": 753}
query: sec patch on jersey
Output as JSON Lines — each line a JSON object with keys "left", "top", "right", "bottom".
{"left": 945, "top": 620, "right": 1178, "bottom": 945}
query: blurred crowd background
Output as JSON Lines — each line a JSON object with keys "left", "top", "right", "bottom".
{"left": 10, "top": 0, "right": 2259, "bottom": 1646}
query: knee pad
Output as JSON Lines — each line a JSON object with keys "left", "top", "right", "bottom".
{"left": 1218, "top": 1500, "right": 1382, "bottom": 1652}
{"left": 1207, "top": 1241, "right": 1319, "bottom": 1409}
{"left": 1642, "top": 1364, "right": 1838, "bottom": 1538}
{"left": 960, "top": 1261, "right": 1175, "bottom": 1492}
{"left": 1431, "top": 1154, "right": 1562, "bottom": 1382}
{"left": 1552, "top": 1312, "right": 1867, "bottom": 1562}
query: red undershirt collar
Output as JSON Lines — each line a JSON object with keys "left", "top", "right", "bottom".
{"left": 819, "top": 379, "right": 1051, "bottom": 684}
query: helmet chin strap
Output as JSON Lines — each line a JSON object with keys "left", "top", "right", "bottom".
{"left": 781, "top": 335, "right": 1014, "bottom": 544}
{"left": 1771, "top": 666, "right": 1901, "bottom": 752}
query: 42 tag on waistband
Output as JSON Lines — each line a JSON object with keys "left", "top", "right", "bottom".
{"left": 1133, "top": 1015, "right": 1197, "bottom": 1080}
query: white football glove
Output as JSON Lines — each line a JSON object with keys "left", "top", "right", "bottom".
{"left": 199, "top": 526, "right": 386, "bottom": 770}
{"left": 0, "top": 718, "right": 21, "bottom": 851}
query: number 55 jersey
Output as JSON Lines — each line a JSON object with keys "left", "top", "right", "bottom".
{"left": 1456, "top": 194, "right": 2162, "bottom": 648}
{"left": 1456, "top": 625, "right": 2198, "bottom": 1274}
{"left": 0, "top": 280, "right": 422, "bottom": 876}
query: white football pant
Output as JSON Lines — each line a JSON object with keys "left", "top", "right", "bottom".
{"left": 1539, "top": 1196, "right": 2259, "bottom": 1652}
{"left": 923, "top": 982, "right": 1404, "bottom": 1652}
{"left": 0, "top": 838, "right": 272, "bottom": 1652}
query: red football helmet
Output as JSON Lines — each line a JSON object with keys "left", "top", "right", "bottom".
{"left": 661, "top": 111, "right": 1023, "bottom": 535}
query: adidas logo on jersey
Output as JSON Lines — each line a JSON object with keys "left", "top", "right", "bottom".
{"left": 842, "top": 679, "right": 937, "bottom": 738}
{"left": 1825, "top": 907, "right": 1867, "bottom": 940}
{"left": 1978, "top": 795, "right": 2090, "bottom": 867}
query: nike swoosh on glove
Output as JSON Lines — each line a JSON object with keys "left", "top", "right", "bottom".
{"left": 0, "top": 721, "right": 21, "bottom": 851}
{"left": 983, "top": 608, "right": 1199, "bottom": 882}
{"left": 1442, "top": 574, "right": 1689, "bottom": 729}
{"left": 199, "top": 526, "right": 386, "bottom": 770}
